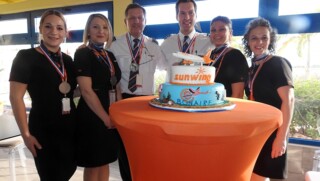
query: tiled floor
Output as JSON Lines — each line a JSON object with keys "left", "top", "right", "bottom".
{"left": 0, "top": 142, "right": 319, "bottom": 181}
{"left": 0, "top": 147, "right": 122, "bottom": 181}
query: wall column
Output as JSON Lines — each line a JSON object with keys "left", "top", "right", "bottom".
{"left": 113, "top": 0, "right": 132, "bottom": 36}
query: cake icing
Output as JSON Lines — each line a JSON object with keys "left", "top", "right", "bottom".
{"left": 156, "top": 64, "right": 228, "bottom": 108}
{"left": 159, "top": 82, "right": 226, "bottom": 107}
{"left": 150, "top": 52, "right": 234, "bottom": 110}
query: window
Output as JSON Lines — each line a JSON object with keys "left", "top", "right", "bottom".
{"left": 0, "top": 45, "right": 31, "bottom": 109}
{"left": 34, "top": 11, "right": 109, "bottom": 32}
{"left": 144, "top": 0, "right": 259, "bottom": 26}
{"left": 276, "top": 33, "right": 320, "bottom": 141}
{"left": 0, "top": 19, "right": 27, "bottom": 35}
{"left": 279, "top": 0, "right": 320, "bottom": 15}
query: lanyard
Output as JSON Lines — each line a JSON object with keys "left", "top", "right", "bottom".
{"left": 249, "top": 55, "right": 272, "bottom": 100}
{"left": 209, "top": 45, "right": 229, "bottom": 66}
{"left": 213, "top": 47, "right": 231, "bottom": 78}
{"left": 126, "top": 33, "right": 144, "bottom": 64}
{"left": 177, "top": 34, "right": 197, "bottom": 53}
{"left": 90, "top": 45, "right": 115, "bottom": 76}
{"left": 38, "top": 46, "right": 67, "bottom": 81}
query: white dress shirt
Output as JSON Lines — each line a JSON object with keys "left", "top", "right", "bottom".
{"left": 160, "top": 30, "right": 214, "bottom": 81}
{"left": 160, "top": 30, "right": 214, "bottom": 66}
{"left": 110, "top": 33, "right": 167, "bottom": 95}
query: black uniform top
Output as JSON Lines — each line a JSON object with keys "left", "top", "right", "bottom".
{"left": 246, "top": 55, "right": 293, "bottom": 108}
{"left": 74, "top": 47, "right": 121, "bottom": 106}
{"left": 9, "top": 48, "right": 77, "bottom": 138}
{"left": 210, "top": 48, "right": 249, "bottom": 97}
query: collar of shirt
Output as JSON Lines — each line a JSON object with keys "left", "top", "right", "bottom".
{"left": 129, "top": 34, "right": 142, "bottom": 46}
{"left": 213, "top": 44, "right": 229, "bottom": 54}
{"left": 178, "top": 29, "right": 196, "bottom": 43}
{"left": 253, "top": 53, "right": 269, "bottom": 63}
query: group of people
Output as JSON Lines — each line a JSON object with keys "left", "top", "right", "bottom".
{"left": 8, "top": 0, "right": 294, "bottom": 181}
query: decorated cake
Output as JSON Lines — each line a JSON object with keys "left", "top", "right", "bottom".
{"left": 149, "top": 52, "right": 235, "bottom": 112}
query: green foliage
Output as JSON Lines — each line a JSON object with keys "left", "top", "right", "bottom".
{"left": 291, "top": 78, "right": 320, "bottom": 139}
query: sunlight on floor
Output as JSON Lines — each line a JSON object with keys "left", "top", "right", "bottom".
{"left": 0, "top": 147, "right": 121, "bottom": 181}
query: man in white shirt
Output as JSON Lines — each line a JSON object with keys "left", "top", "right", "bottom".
{"left": 161, "top": 0, "right": 214, "bottom": 67}
{"left": 110, "top": 3, "right": 166, "bottom": 99}
{"left": 109, "top": 3, "right": 166, "bottom": 181}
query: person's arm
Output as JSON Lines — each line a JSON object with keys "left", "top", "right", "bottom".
{"left": 271, "top": 85, "right": 294, "bottom": 158}
{"left": 231, "top": 82, "right": 245, "bottom": 98}
{"left": 77, "top": 76, "right": 113, "bottom": 128}
{"left": 10, "top": 81, "right": 42, "bottom": 157}
{"left": 229, "top": 49, "right": 248, "bottom": 99}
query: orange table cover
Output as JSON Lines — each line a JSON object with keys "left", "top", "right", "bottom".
{"left": 110, "top": 96, "right": 282, "bottom": 181}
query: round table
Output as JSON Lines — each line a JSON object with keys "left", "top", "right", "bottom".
{"left": 110, "top": 96, "right": 282, "bottom": 181}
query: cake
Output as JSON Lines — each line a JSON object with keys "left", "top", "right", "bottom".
{"left": 150, "top": 64, "right": 235, "bottom": 111}
{"left": 149, "top": 52, "right": 235, "bottom": 111}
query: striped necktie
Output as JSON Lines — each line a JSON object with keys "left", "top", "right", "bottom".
{"left": 132, "top": 38, "right": 140, "bottom": 56}
{"left": 182, "top": 36, "right": 189, "bottom": 53}
{"left": 128, "top": 39, "right": 140, "bottom": 92}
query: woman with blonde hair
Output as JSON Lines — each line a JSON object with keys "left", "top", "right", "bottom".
{"left": 74, "top": 13, "right": 121, "bottom": 181}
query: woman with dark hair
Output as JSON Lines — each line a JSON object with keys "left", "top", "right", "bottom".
{"left": 9, "top": 10, "right": 77, "bottom": 180}
{"left": 208, "top": 15, "right": 249, "bottom": 98}
{"left": 242, "top": 17, "right": 295, "bottom": 181}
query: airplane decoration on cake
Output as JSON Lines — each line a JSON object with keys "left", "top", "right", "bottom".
{"left": 181, "top": 87, "right": 210, "bottom": 102}
{"left": 172, "top": 50, "right": 213, "bottom": 65}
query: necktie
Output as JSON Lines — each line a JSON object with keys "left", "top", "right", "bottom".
{"left": 128, "top": 39, "right": 140, "bottom": 92}
{"left": 182, "top": 36, "right": 189, "bottom": 53}
{"left": 132, "top": 38, "right": 140, "bottom": 56}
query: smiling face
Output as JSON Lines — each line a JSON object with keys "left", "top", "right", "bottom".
{"left": 248, "top": 26, "right": 271, "bottom": 57}
{"left": 176, "top": 2, "right": 197, "bottom": 35}
{"left": 39, "top": 14, "right": 67, "bottom": 52}
{"left": 88, "top": 17, "right": 109, "bottom": 45}
{"left": 125, "top": 8, "right": 146, "bottom": 38}
{"left": 210, "top": 21, "right": 232, "bottom": 47}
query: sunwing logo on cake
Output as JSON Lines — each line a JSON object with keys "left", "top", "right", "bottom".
{"left": 174, "top": 67, "right": 212, "bottom": 84}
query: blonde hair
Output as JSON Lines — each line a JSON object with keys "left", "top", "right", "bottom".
{"left": 38, "top": 10, "right": 68, "bottom": 42}
{"left": 83, "top": 13, "right": 113, "bottom": 48}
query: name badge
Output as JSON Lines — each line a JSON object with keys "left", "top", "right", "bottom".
{"left": 109, "top": 89, "right": 116, "bottom": 105}
{"left": 62, "top": 98, "right": 71, "bottom": 114}
{"left": 136, "top": 74, "right": 143, "bottom": 87}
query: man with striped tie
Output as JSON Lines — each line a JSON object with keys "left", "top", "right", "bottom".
{"left": 161, "top": 0, "right": 214, "bottom": 68}
{"left": 110, "top": 3, "right": 166, "bottom": 99}
{"left": 109, "top": 3, "right": 166, "bottom": 181}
